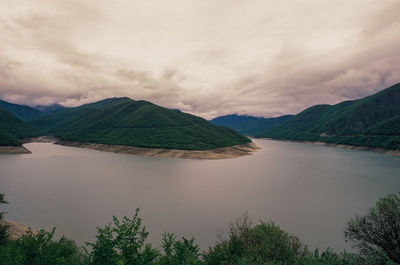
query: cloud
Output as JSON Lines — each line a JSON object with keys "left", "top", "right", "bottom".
{"left": 0, "top": 0, "right": 399, "bottom": 118}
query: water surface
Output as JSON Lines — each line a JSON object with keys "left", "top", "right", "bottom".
{"left": 1, "top": 139, "right": 399, "bottom": 251}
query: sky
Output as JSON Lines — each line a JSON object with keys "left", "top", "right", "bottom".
{"left": 0, "top": 0, "right": 399, "bottom": 119}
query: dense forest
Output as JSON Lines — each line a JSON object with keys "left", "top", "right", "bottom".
{"left": 28, "top": 97, "right": 250, "bottom": 150}
{"left": 257, "top": 83, "right": 400, "bottom": 150}
{"left": 1, "top": 193, "right": 399, "bottom": 265}
{"left": 0, "top": 97, "right": 250, "bottom": 150}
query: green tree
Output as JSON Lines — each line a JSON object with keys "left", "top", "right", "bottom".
{"left": 86, "top": 208, "right": 159, "bottom": 265}
{"left": 0, "top": 228, "right": 84, "bottom": 265}
{"left": 344, "top": 193, "right": 400, "bottom": 264}
{"left": 158, "top": 232, "right": 202, "bottom": 265}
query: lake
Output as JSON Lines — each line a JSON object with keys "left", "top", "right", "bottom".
{"left": 1, "top": 139, "right": 399, "bottom": 251}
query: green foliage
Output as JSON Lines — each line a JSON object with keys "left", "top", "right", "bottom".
{"left": 86, "top": 208, "right": 159, "bottom": 265}
{"left": 344, "top": 193, "right": 400, "bottom": 264}
{"left": 204, "top": 214, "right": 310, "bottom": 265}
{"left": 158, "top": 232, "right": 202, "bottom": 265}
{"left": 258, "top": 83, "right": 400, "bottom": 150}
{"left": 0, "top": 229, "right": 84, "bottom": 265}
{"left": 29, "top": 97, "right": 251, "bottom": 150}
{"left": 2, "top": 193, "right": 399, "bottom": 264}
{"left": 210, "top": 114, "right": 293, "bottom": 136}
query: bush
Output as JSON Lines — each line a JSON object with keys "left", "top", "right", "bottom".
{"left": 344, "top": 193, "right": 400, "bottom": 264}
{"left": 0, "top": 229, "right": 84, "bottom": 265}
{"left": 86, "top": 208, "right": 159, "bottom": 265}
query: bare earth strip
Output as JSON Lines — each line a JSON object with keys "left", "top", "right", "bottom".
{"left": 260, "top": 138, "right": 400, "bottom": 157}
{"left": 0, "top": 146, "right": 31, "bottom": 154}
{"left": 0, "top": 220, "right": 37, "bottom": 240}
{"left": 55, "top": 140, "right": 260, "bottom": 159}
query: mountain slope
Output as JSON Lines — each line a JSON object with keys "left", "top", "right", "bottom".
{"left": 0, "top": 100, "right": 41, "bottom": 121}
{"left": 30, "top": 97, "right": 251, "bottom": 150}
{"left": 210, "top": 114, "right": 293, "bottom": 136}
{"left": 34, "top": 104, "right": 66, "bottom": 114}
{"left": 257, "top": 83, "right": 400, "bottom": 150}
{"left": 0, "top": 108, "right": 38, "bottom": 146}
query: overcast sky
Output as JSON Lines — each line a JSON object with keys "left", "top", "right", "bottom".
{"left": 0, "top": 0, "right": 399, "bottom": 119}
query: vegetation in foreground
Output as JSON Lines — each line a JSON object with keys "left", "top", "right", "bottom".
{"left": 0, "top": 193, "right": 399, "bottom": 265}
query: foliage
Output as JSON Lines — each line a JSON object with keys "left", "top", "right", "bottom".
{"left": 344, "top": 193, "right": 400, "bottom": 264}
{"left": 257, "top": 83, "right": 400, "bottom": 150}
{"left": 86, "top": 208, "right": 159, "bottom": 265}
{"left": 0, "top": 229, "right": 84, "bottom": 265}
{"left": 28, "top": 97, "right": 251, "bottom": 150}
{"left": 1, "top": 194, "right": 399, "bottom": 264}
{"left": 158, "top": 232, "right": 202, "bottom": 265}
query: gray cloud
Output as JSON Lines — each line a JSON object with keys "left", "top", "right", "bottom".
{"left": 0, "top": 0, "right": 399, "bottom": 118}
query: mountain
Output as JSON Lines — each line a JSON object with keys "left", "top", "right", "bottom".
{"left": 29, "top": 97, "right": 251, "bottom": 150}
{"left": 257, "top": 83, "right": 400, "bottom": 150}
{"left": 0, "top": 108, "right": 38, "bottom": 146}
{"left": 0, "top": 100, "right": 41, "bottom": 121}
{"left": 210, "top": 114, "right": 293, "bottom": 136}
{"left": 34, "top": 104, "right": 66, "bottom": 114}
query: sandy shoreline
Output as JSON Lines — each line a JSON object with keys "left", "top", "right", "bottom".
{"left": 55, "top": 140, "right": 260, "bottom": 159}
{"left": 0, "top": 220, "right": 37, "bottom": 240}
{"left": 259, "top": 138, "right": 400, "bottom": 157}
{"left": 0, "top": 146, "right": 31, "bottom": 154}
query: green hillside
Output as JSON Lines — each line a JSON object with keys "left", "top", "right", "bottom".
{"left": 0, "top": 100, "right": 41, "bottom": 121}
{"left": 257, "top": 83, "right": 400, "bottom": 150}
{"left": 29, "top": 97, "right": 251, "bottom": 150}
{"left": 0, "top": 108, "right": 38, "bottom": 146}
{"left": 210, "top": 114, "right": 293, "bottom": 136}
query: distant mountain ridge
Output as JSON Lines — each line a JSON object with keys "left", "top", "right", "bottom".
{"left": 257, "top": 83, "right": 400, "bottom": 150}
{"left": 0, "top": 100, "right": 41, "bottom": 121}
{"left": 0, "top": 100, "right": 66, "bottom": 120}
{"left": 29, "top": 97, "right": 251, "bottom": 150}
{"left": 210, "top": 114, "right": 293, "bottom": 136}
{"left": 0, "top": 108, "right": 38, "bottom": 146}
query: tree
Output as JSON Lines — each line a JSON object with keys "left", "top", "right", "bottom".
{"left": 344, "top": 193, "right": 400, "bottom": 263}
{"left": 86, "top": 208, "right": 159, "bottom": 265}
{"left": 0, "top": 193, "right": 9, "bottom": 245}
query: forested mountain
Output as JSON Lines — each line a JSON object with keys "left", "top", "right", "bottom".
{"left": 0, "top": 100, "right": 41, "bottom": 121}
{"left": 0, "top": 108, "right": 38, "bottom": 146}
{"left": 210, "top": 114, "right": 293, "bottom": 136}
{"left": 29, "top": 97, "right": 251, "bottom": 150}
{"left": 257, "top": 83, "right": 400, "bottom": 150}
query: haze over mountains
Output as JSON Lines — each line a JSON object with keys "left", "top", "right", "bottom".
{"left": 210, "top": 114, "right": 293, "bottom": 136}
{"left": 212, "top": 83, "right": 400, "bottom": 150}
{"left": 257, "top": 83, "right": 400, "bottom": 150}
{"left": 1, "top": 83, "right": 399, "bottom": 152}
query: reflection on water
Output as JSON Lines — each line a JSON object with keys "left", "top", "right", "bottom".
{"left": 1, "top": 139, "right": 399, "bottom": 251}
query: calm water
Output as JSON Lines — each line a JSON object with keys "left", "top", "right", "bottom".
{"left": 1, "top": 139, "right": 399, "bottom": 251}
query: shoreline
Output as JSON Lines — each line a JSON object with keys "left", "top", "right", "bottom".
{"left": 259, "top": 138, "right": 400, "bottom": 157}
{"left": 55, "top": 140, "right": 259, "bottom": 159}
{"left": 0, "top": 146, "right": 31, "bottom": 154}
{"left": 0, "top": 220, "right": 37, "bottom": 240}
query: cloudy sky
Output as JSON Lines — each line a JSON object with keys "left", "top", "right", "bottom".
{"left": 0, "top": 0, "right": 399, "bottom": 119}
